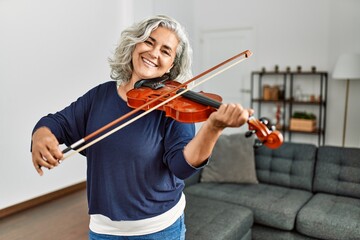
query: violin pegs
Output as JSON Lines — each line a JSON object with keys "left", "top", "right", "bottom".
{"left": 259, "top": 117, "right": 276, "bottom": 131}
{"left": 259, "top": 117, "right": 270, "bottom": 125}
{"left": 245, "top": 130, "right": 256, "bottom": 138}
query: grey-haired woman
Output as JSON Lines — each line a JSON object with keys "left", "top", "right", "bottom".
{"left": 31, "top": 15, "right": 252, "bottom": 239}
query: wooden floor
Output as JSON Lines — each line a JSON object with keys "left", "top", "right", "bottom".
{"left": 0, "top": 189, "right": 89, "bottom": 240}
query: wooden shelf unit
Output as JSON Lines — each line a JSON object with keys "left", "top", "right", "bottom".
{"left": 250, "top": 70, "right": 328, "bottom": 145}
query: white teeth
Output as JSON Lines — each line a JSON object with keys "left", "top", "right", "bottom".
{"left": 142, "top": 57, "right": 157, "bottom": 67}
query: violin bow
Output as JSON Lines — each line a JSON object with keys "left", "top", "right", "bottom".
{"left": 62, "top": 50, "right": 252, "bottom": 160}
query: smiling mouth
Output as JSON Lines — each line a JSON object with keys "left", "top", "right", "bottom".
{"left": 142, "top": 57, "right": 158, "bottom": 67}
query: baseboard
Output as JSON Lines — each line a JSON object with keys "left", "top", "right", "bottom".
{"left": 0, "top": 181, "right": 86, "bottom": 219}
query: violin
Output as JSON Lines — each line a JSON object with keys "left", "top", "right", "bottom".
{"left": 127, "top": 76, "right": 283, "bottom": 149}
{"left": 61, "top": 50, "right": 282, "bottom": 159}
{"left": 127, "top": 75, "right": 222, "bottom": 123}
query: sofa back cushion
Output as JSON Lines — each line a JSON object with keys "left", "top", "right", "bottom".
{"left": 255, "top": 142, "right": 317, "bottom": 191}
{"left": 200, "top": 133, "right": 258, "bottom": 184}
{"left": 313, "top": 146, "right": 360, "bottom": 198}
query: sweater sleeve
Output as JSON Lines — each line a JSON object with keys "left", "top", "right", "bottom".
{"left": 163, "top": 120, "right": 208, "bottom": 180}
{"left": 32, "top": 85, "right": 99, "bottom": 155}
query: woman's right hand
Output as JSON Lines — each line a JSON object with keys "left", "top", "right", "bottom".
{"left": 31, "top": 127, "right": 63, "bottom": 176}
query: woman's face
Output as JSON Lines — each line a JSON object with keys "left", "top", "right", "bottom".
{"left": 131, "top": 27, "right": 179, "bottom": 83}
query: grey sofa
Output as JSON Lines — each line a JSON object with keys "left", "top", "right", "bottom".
{"left": 184, "top": 134, "right": 360, "bottom": 240}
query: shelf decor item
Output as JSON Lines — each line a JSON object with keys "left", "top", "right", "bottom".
{"left": 263, "top": 85, "right": 280, "bottom": 100}
{"left": 263, "top": 84, "right": 271, "bottom": 100}
{"left": 290, "top": 112, "right": 316, "bottom": 132}
{"left": 274, "top": 65, "right": 279, "bottom": 73}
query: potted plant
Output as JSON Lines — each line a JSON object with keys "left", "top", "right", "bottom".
{"left": 289, "top": 111, "right": 317, "bottom": 132}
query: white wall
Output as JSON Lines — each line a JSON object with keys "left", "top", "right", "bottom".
{"left": 326, "top": 0, "right": 360, "bottom": 147}
{"left": 1, "top": 0, "right": 360, "bottom": 210}
{"left": 0, "top": 0, "right": 133, "bottom": 209}
{"left": 149, "top": 0, "right": 360, "bottom": 146}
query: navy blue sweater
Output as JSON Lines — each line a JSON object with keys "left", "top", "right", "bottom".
{"left": 33, "top": 81, "right": 200, "bottom": 220}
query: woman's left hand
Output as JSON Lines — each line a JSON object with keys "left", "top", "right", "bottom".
{"left": 207, "top": 103, "right": 254, "bottom": 131}
{"left": 183, "top": 103, "right": 254, "bottom": 168}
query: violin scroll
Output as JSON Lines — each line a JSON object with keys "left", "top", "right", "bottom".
{"left": 246, "top": 117, "right": 283, "bottom": 149}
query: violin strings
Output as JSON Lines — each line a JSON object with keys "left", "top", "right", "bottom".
{"left": 62, "top": 55, "right": 249, "bottom": 160}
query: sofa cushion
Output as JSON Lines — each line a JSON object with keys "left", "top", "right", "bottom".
{"left": 313, "top": 146, "right": 360, "bottom": 198}
{"left": 200, "top": 133, "right": 258, "bottom": 184}
{"left": 296, "top": 193, "right": 360, "bottom": 240}
{"left": 185, "top": 182, "right": 312, "bottom": 230}
{"left": 255, "top": 142, "right": 317, "bottom": 191}
{"left": 252, "top": 224, "right": 317, "bottom": 240}
{"left": 184, "top": 193, "right": 253, "bottom": 240}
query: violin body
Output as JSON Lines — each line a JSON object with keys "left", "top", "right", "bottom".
{"left": 127, "top": 80, "right": 222, "bottom": 123}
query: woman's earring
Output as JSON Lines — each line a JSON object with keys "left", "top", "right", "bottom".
{"left": 167, "top": 65, "right": 173, "bottom": 73}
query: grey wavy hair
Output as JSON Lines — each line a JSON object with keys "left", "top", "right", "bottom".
{"left": 109, "top": 15, "right": 193, "bottom": 84}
